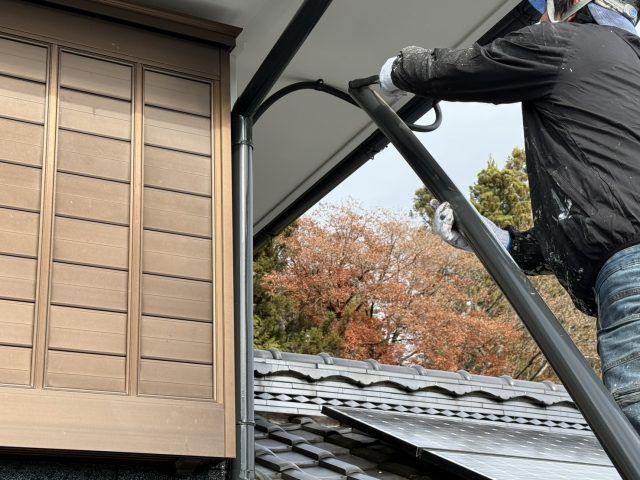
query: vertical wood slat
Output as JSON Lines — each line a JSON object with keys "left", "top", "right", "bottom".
{"left": 33, "top": 44, "right": 58, "bottom": 388}
{"left": 128, "top": 63, "right": 144, "bottom": 395}
{"left": 218, "top": 54, "right": 236, "bottom": 455}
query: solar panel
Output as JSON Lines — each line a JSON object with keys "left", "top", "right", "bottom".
{"left": 323, "top": 406, "right": 621, "bottom": 480}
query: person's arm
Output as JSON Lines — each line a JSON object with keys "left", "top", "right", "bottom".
{"left": 432, "top": 202, "right": 552, "bottom": 275}
{"left": 507, "top": 227, "right": 553, "bottom": 275}
{"left": 389, "top": 24, "right": 567, "bottom": 104}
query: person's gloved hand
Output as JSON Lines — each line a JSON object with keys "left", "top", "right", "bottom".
{"left": 430, "top": 200, "right": 511, "bottom": 252}
{"left": 379, "top": 56, "right": 406, "bottom": 98}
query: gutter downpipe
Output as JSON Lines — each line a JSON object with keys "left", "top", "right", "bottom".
{"left": 231, "top": 2, "right": 333, "bottom": 478}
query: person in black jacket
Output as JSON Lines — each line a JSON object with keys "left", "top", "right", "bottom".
{"left": 379, "top": 0, "right": 640, "bottom": 431}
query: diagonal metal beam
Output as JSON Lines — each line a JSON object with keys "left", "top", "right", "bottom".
{"left": 233, "top": 0, "right": 333, "bottom": 117}
{"left": 349, "top": 83, "right": 640, "bottom": 480}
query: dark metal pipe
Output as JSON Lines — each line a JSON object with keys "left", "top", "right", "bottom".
{"left": 253, "top": 79, "right": 357, "bottom": 124}
{"left": 232, "top": 2, "right": 334, "bottom": 478}
{"left": 231, "top": 113, "right": 255, "bottom": 480}
{"left": 348, "top": 84, "right": 640, "bottom": 480}
{"left": 233, "top": 0, "right": 333, "bottom": 117}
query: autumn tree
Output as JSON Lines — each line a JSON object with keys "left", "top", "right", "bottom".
{"left": 413, "top": 148, "right": 597, "bottom": 381}
{"left": 261, "top": 202, "right": 521, "bottom": 374}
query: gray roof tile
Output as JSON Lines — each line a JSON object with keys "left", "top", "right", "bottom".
{"left": 293, "top": 442, "right": 334, "bottom": 460}
{"left": 254, "top": 414, "right": 448, "bottom": 480}
{"left": 253, "top": 349, "right": 595, "bottom": 479}
{"left": 257, "top": 453, "right": 297, "bottom": 472}
{"left": 254, "top": 349, "right": 588, "bottom": 431}
{"left": 270, "top": 430, "right": 308, "bottom": 446}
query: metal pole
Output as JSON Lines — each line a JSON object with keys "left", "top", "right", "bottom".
{"left": 234, "top": 0, "right": 333, "bottom": 117}
{"left": 348, "top": 84, "right": 640, "bottom": 480}
{"left": 231, "top": 2, "right": 333, "bottom": 477}
{"left": 232, "top": 113, "right": 255, "bottom": 480}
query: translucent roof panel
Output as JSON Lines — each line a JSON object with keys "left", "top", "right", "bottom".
{"left": 324, "top": 406, "right": 621, "bottom": 480}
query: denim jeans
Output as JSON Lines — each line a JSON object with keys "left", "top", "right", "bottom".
{"left": 595, "top": 244, "right": 640, "bottom": 433}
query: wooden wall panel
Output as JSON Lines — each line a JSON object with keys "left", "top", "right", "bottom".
{"left": 53, "top": 217, "right": 128, "bottom": 269}
{"left": 144, "top": 146, "right": 211, "bottom": 196}
{"left": 46, "top": 48, "right": 133, "bottom": 395}
{"left": 142, "top": 274, "right": 212, "bottom": 322}
{"left": 60, "top": 52, "right": 132, "bottom": 100}
{"left": 139, "top": 359, "right": 212, "bottom": 399}
{"left": 0, "top": 256, "right": 37, "bottom": 302}
{"left": 50, "top": 263, "right": 128, "bottom": 312}
{"left": 145, "top": 71, "right": 210, "bottom": 117}
{"left": 0, "top": 208, "right": 39, "bottom": 258}
{"left": 141, "top": 316, "right": 212, "bottom": 364}
{"left": 144, "top": 106, "right": 211, "bottom": 155}
{"left": 59, "top": 89, "right": 131, "bottom": 140}
{"left": 55, "top": 173, "right": 129, "bottom": 225}
{"left": 0, "top": 37, "right": 47, "bottom": 82}
{"left": 57, "top": 130, "right": 130, "bottom": 181}
{"left": 0, "top": 118, "right": 44, "bottom": 167}
{"left": 0, "top": 75, "right": 46, "bottom": 123}
{"left": 0, "top": 346, "right": 31, "bottom": 385}
{"left": 140, "top": 70, "right": 215, "bottom": 402}
{"left": 46, "top": 350, "right": 125, "bottom": 392}
{"left": 48, "top": 306, "right": 126, "bottom": 355}
{"left": 0, "top": 162, "right": 41, "bottom": 212}
{"left": 143, "top": 187, "right": 211, "bottom": 237}
{"left": 0, "top": 299, "right": 34, "bottom": 347}
{"left": 143, "top": 230, "right": 211, "bottom": 281}
{"left": 0, "top": 6, "right": 234, "bottom": 457}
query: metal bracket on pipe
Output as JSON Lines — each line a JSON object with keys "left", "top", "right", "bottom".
{"left": 348, "top": 78, "right": 640, "bottom": 480}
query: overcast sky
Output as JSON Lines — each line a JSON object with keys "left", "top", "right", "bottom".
{"left": 316, "top": 101, "right": 525, "bottom": 214}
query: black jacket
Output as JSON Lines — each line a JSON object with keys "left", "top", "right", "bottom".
{"left": 391, "top": 21, "right": 640, "bottom": 316}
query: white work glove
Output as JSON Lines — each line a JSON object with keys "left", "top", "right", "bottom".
{"left": 379, "top": 56, "right": 406, "bottom": 98}
{"left": 431, "top": 200, "right": 511, "bottom": 252}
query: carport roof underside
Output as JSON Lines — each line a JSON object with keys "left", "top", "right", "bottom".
{"left": 128, "top": 0, "right": 534, "bottom": 243}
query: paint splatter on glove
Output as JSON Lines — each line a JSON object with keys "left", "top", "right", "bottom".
{"left": 431, "top": 200, "right": 511, "bottom": 252}
{"left": 379, "top": 56, "right": 406, "bottom": 98}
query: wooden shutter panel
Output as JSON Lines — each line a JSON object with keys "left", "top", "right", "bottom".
{"left": 0, "top": 36, "right": 47, "bottom": 387}
{"left": 140, "top": 71, "right": 214, "bottom": 400}
{"left": 46, "top": 53, "right": 132, "bottom": 393}
{"left": 0, "top": 0, "right": 236, "bottom": 458}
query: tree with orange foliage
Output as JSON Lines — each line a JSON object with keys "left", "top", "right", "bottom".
{"left": 261, "top": 202, "right": 521, "bottom": 375}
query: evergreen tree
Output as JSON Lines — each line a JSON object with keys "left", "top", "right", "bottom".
{"left": 412, "top": 186, "right": 435, "bottom": 228}
{"left": 470, "top": 148, "right": 532, "bottom": 230}
{"left": 253, "top": 224, "right": 298, "bottom": 350}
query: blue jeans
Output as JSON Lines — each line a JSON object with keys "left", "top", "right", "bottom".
{"left": 596, "top": 244, "right": 640, "bottom": 433}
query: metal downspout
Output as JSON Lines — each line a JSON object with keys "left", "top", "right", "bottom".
{"left": 232, "top": 113, "right": 254, "bottom": 480}
{"left": 231, "top": 2, "right": 333, "bottom": 478}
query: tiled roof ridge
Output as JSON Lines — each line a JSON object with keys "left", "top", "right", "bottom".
{"left": 254, "top": 348, "right": 573, "bottom": 408}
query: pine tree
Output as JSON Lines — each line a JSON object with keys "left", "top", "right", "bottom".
{"left": 470, "top": 148, "right": 532, "bottom": 230}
